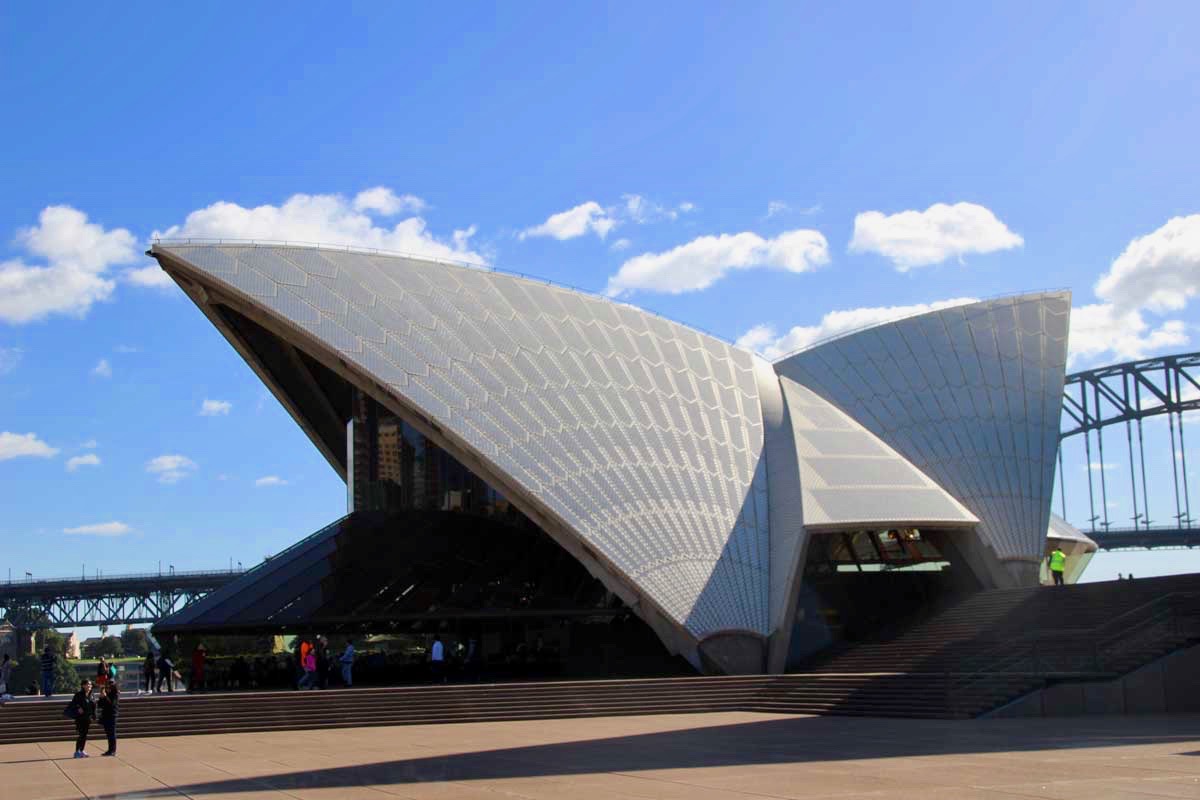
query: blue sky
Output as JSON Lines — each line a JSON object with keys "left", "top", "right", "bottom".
{"left": 3, "top": 2, "right": 1200, "bottom": 595}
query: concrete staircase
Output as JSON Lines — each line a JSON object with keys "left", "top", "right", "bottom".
{"left": 4, "top": 576, "right": 1198, "bottom": 743}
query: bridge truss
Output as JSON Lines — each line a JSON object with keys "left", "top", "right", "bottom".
{"left": 1060, "top": 351, "right": 1200, "bottom": 549}
{"left": 0, "top": 571, "right": 241, "bottom": 630}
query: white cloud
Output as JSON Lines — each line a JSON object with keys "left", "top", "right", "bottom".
{"left": 81, "top": 439, "right": 99, "bottom": 449}
{"left": 610, "top": 238, "right": 632, "bottom": 252}
{"left": 124, "top": 264, "right": 175, "bottom": 289}
{"left": 199, "top": 399, "right": 232, "bottom": 416}
{"left": 66, "top": 453, "right": 101, "bottom": 472}
{"left": 1086, "top": 462, "right": 1118, "bottom": 472}
{"left": 849, "top": 202, "right": 1023, "bottom": 271}
{"left": 606, "top": 229, "right": 830, "bottom": 297}
{"left": 91, "top": 358, "right": 112, "bottom": 378}
{"left": 63, "top": 521, "right": 132, "bottom": 537}
{"left": 0, "top": 206, "right": 139, "bottom": 324}
{"left": 146, "top": 454, "right": 197, "bottom": 484}
{"left": 520, "top": 201, "right": 615, "bottom": 241}
{"left": 153, "top": 189, "right": 484, "bottom": 265}
{"left": 353, "top": 187, "right": 427, "bottom": 216}
{"left": 1094, "top": 214, "right": 1200, "bottom": 314}
{"left": 0, "top": 431, "right": 59, "bottom": 461}
{"left": 622, "top": 194, "right": 694, "bottom": 224}
{"left": 255, "top": 475, "right": 288, "bottom": 487}
{"left": 766, "top": 201, "right": 789, "bottom": 218}
{"left": 736, "top": 298, "right": 978, "bottom": 360}
{"left": 0, "top": 347, "right": 21, "bottom": 375}
{"left": 1067, "top": 303, "right": 1188, "bottom": 366}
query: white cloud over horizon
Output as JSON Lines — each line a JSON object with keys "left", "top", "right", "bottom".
{"left": 352, "top": 187, "right": 426, "bottom": 216}
{"left": 199, "top": 399, "right": 232, "bottom": 416}
{"left": 124, "top": 264, "right": 175, "bottom": 289}
{"left": 0, "top": 206, "right": 140, "bottom": 324}
{"left": 66, "top": 453, "right": 101, "bottom": 472}
{"left": 0, "top": 432, "right": 59, "bottom": 461}
{"left": 254, "top": 475, "right": 288, "bottom": 487}
{"left": 736, "top": 297, "right": 978, "bottom": 360}
{"left": 146, "top": 454, "right": 197, "bottom": 484}
{"left": 849, "top": 202, "right": 1023, "bottom": 271}
{"left": 606, "top": 229, "right": 830, "bottom": 297}
{"left": 91, "top": 358, "right": 112, "bottom": 378}
{"left": 153, "top": 188, "right": 485, "bottom": 265}
{"left": 1094, "top": 215, "right": 1200, "bottom": 314}
{"left": 520, "top": 195, "right": 694, "bottom": 242}
{"left": 64, "top": 521, "right": 132, "bottom": 537}
{"left": 520, "top": 201, "right": 616, "bottom": 241}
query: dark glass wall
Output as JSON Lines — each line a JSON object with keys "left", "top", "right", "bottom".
{"left": 350, "top": 391, "right": 510, "bottom": 517}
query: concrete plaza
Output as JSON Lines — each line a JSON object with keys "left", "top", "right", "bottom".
{"left": 2, "top": 711, "right": 1199, "bottom": 799}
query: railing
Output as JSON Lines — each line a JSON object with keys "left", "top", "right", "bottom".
{"left": 1, "top": 568, "right": 245, "bottom": 587}
{"left": 945, "top": 592, "right": 1200, "bottom": 713}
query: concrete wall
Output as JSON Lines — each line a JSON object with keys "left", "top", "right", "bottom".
{"left": 988, "top": 643, "right": 1200, "bottom": 717}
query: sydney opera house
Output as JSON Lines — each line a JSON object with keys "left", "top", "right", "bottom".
{"left": 151, "top": 242, "right": 1089, "bottom": 675}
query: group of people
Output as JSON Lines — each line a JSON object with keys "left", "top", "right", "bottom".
{"left": 65, "top": 677, "right": 119, "bottom": 758}
{"left": 139, "top": 650, "right": 181, "bottom": 693}
{"left": 295, "top": 637, "right": 355, "bottom": 690}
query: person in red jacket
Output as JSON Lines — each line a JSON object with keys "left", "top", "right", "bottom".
{"left": 190, "top": 644, "right": 207, "bottom": 692}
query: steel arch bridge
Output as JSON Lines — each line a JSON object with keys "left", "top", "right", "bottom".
{"left": 1059, "top": 351, "right": 1200, "bottom": 550}
{"left": 0, "top": 570, "right": 242, "bottom": 631}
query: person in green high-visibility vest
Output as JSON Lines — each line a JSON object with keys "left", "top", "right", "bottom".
{"left": 1048, "top": 546, "right": 1067, "bottom": 586}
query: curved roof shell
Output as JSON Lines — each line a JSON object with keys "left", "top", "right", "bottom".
{"left": 152, "top": 243, "right": 772, "bottom": 642}
{"left": 774, "top": 292, "right": 1071, "bottom": 567}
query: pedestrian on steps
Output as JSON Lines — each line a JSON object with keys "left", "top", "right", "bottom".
{"left": 142, "top": 652, "right": 156, "bottom": 695}
{"left": 68, "top": 678, "right": 96, "bottom": 758}
{"left": 339, "top": 640, "right": 355, "bottom": 687}
{"left": 40, "top": 645, "right": 56, "bottom": 697}
{"left": 98, "top": 681, "right": 119, "bottom": 756}
{"left": 1048, "top": 546, "right": 1067, "bottom": 586}
{"left": 297, "top": 648, "right": 318, "bottom": 690}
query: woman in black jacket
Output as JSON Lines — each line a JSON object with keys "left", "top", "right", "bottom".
{"left": 69, "top": 679, "right": 96, "bottom": 758}
{"left": 98, "top": 682, "right": 119, "bottom": 756}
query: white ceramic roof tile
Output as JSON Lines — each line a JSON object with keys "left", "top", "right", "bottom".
{"left": 776, "top": 293, "right": 1069, "bottom": 562}
{"left": 158, "top": 243, "right": 771, "bottom": 639}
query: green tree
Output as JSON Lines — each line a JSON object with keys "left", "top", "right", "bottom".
{"left": 120, "top": 628, "right": 150, "bottom": 655}
{"left": 82, "top": 636, "right": 123, "bottom": 659}
{"left": 35, "top": 628, "right": 68, "bottom": 657}
{"left": 8, "top": 651, "right": 79, "bottom": 695}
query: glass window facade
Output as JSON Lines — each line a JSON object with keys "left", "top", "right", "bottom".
{"left": 349, "top": 392, "right": 511, "bottom": 518}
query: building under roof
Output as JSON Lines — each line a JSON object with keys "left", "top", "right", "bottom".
{"left": 150, "top": 242, "right": 1074, "bottom": 675}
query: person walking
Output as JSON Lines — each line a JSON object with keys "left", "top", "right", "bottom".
{"left": 142, "top": 652, "right": 156, "bottom": 694}
{"left": 68, "top": 679, "right": 96, "bottom": 758}
{"left": 339, "top": 640, "right": 355, "bottom": 688}
{"left": 316, "top": 639, "right": 330, "bottom": 690}
{"left": 98, "top": 682, "right": 119, "bottom": 756}
{"left": 190, "top": 644, "right": 207, "bottom": 692}
{"left": 430, "top": 635, "right": 446, "bottom": 684}
{"left": 1048, "top": 546, "right": 1067, "bottom": 586}
{"left": 157, "top": 652, "right": 175, "bottom": 693}
{"left": 40, "top": 645, "right": 57, "bottom": 698}
{"left": 1, "top": 653, "right": 13, "bottom": 699}
{"left": 297, "top": 647, "right": 318, "bottom": 690}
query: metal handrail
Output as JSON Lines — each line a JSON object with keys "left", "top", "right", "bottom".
{"left": 1, "top": 568, "right": 245, "bottom": 587}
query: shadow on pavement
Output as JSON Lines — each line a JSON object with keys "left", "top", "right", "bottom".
{"left": 82, "top": 713, "right": 1200, "bottom": 796}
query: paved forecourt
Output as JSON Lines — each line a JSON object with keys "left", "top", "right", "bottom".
{"left": 2, "top": 711, "right": 1200, "bottom": 799}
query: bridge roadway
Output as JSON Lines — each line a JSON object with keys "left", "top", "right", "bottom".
{"left": 1086, "top": 526, "right": 1200, "bottom": 551}
{"left": 0, "top": 569, "right": 242, "bottom": 629}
